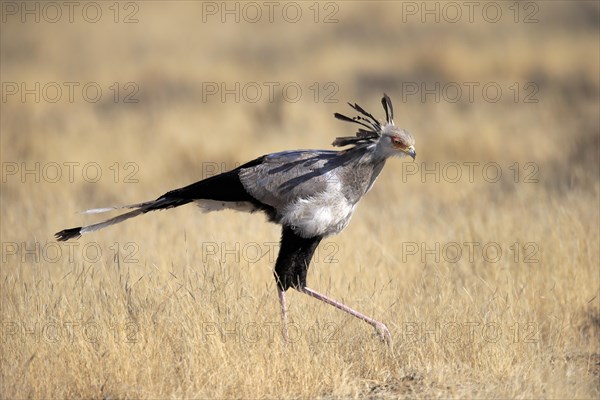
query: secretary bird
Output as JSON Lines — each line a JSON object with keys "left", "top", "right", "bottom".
{"left": 55, "top": 94, "right": 416, "bottom": 343}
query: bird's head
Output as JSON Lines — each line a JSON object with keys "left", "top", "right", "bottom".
{"left": 332, "top": 94, "right": 416, "bottom": 160}
{"left": 379, "top": 124, "right": 416, "bottom": 160}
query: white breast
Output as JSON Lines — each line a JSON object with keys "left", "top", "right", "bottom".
{"left": 280, "top": 190, "right": 356, "bottom": 238}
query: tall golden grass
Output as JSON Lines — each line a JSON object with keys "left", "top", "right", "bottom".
{"left": 1, "top": 1, "right": 598, "bottom": 398}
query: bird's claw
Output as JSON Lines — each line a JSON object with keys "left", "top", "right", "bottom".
{"left": 374, "top": 322, "right": 393, "bottom": 346}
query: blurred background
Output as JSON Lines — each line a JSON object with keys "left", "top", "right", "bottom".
{"left": 2, "top": 2, "right": 598, "bottom": 202}
{"left": 1, "top": 1, "right": 599, "bottom": 398}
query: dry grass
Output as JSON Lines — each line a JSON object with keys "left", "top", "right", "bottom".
{"left": 1, "top": 1, "right": 599, "bottom": 398}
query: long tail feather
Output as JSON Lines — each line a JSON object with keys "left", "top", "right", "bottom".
{"left": 55, "top": 208, "right": 146, "bottom": 241}
{"left": 79, "top": 200, "right": 156, "bottom": 214}
{"left": 55, "top": 197, "right": 188, "bottom": 241}
{"left": 54, "top": 163, "right": 264, "bottom": 241}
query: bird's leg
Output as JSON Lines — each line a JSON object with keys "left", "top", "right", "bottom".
{"left": 298, "top": 286, "right": 392, "bottom": 344}
{"left": 277, "top": 287, "right": 289, "bottom": 342}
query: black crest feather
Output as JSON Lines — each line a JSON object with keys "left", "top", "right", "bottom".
{"left": 332, "top": 94, "right": 394, "bottom": 147}
{"left": 382, "top": 93, "right": 394, "bottom": 124}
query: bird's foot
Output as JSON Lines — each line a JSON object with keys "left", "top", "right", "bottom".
{"left": 374, "top": 322, "right": 393, "bottom": 346}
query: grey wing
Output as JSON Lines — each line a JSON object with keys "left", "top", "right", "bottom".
{"left": 238, "top": 150, "right": 346, "bottom": 209}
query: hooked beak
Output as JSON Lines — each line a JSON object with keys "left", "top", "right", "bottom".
{"left": 405, "top": 146, "right": 416, "bottom": 160}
